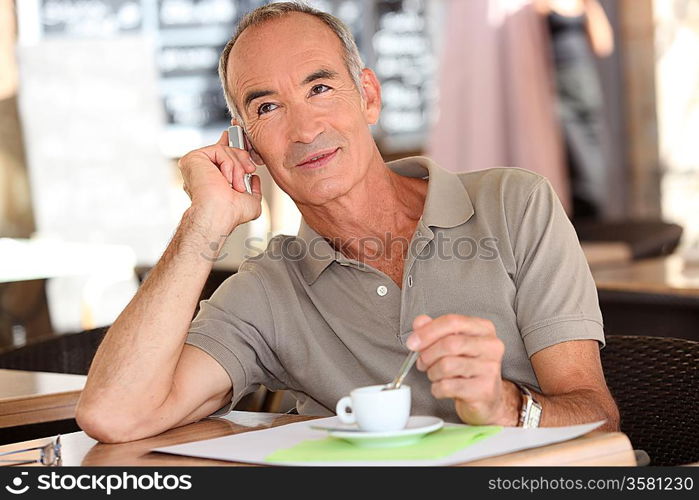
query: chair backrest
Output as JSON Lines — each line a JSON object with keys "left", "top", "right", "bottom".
{"left": 0, "top": 325, "right": 274, "bottom": 414}
{"left": 601, "top": 335, "right": 699, "bottom": 466}
{"left": 0, "top": 326, "right": 109, "bottom": 375}
{"left": 573, "top": 219, "right": 683, "bottom": 259}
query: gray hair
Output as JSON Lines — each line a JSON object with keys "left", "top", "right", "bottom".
{"left": 218, "top": 1, "right": 364, "bottom": 122}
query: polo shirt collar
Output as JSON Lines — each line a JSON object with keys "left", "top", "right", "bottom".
{"left": 390, "top": 156, "right": 474, "bottom": 229}
{"left": 296, "top": 156, "right": 474, "bottom": 284}
{"left": 297, "top": 221, "right": 335, "bottom": 284}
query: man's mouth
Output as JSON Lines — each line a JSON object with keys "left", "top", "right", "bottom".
{"left": 295, "top": 148, "right": 340, "bottom": 169}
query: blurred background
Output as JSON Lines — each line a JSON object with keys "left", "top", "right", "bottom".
{"left": 1, "top": 0, "right": 698, "bottom": 354}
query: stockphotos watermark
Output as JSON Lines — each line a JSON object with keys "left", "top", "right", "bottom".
{"left": 200, "top": 231, "right": 500, "bottom": 264}
{"left": 4, "top": 470, "right": 192, "bottom": 496}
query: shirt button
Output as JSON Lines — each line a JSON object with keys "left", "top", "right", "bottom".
{"left": 407, "top": 275, "right": 413, "bottom": 287}
{"left": 376, "top": 285, "right": 388, "bottom": 296}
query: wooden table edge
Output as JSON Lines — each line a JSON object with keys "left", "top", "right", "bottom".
{"left": 0, "top": 415, "right": 637, "bottom": 467}
{"left": 462, "top": 431, "right": 636, "bottom": 466}
{"left": 0, "top": 390, "right": 82, "bottom": 428}
{"left": 595, "top": 282, "right": 699, "bottom": 298}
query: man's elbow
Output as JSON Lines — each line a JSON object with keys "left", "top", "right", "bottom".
{"left": 598, "top": 395, "right": 621, "bottom": 432}
{"left": 75, "top": 403, "right": 142, "bottom": 444}
{"left": 607, "top": 403, "right": 621, "bottom": 432}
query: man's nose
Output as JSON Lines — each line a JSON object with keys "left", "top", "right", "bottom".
{"left": 286, "top": 104, "right": 324, "bottom": 144}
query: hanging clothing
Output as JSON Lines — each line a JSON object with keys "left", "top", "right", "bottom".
{"left": 427, "top": 0, "right": 571, "bottom": 214}
{"left": 548, "top": 10, "right": 610, "bottom": 219}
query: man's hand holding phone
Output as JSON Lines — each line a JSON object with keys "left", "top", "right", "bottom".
{"left": 177, "top": 123, "right": 262, "bottom": 236}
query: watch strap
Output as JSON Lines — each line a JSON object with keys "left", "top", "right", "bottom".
{"left": 514, "top": 382, "right": 542, "bottom": 428}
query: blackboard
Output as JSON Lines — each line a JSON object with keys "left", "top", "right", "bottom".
{"left": 17, "top": 0, "right": 437, "bottom": 156}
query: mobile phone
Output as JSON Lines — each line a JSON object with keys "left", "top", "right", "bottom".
{"left": 228, "top": 125, "right": 253, "bottom": 194}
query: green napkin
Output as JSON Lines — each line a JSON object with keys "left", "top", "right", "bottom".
{"left": 265, "top": 425, "right": 502, "bottom": 463}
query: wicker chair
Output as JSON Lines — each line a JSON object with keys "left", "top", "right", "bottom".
{"left": 0, "top": 325, "right": 270, "bottom": 412}
{"left": 600, "top": 335, "right": 699, "bottom": 466}
{"left": 0, "top": 326, "right": 109, "bottom": 375}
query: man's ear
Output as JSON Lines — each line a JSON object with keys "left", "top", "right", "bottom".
{"left": 359, "top": 68, "right": 381, "bottom": 125}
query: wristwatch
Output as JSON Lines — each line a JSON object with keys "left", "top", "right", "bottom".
{"left": 514, "top": 382, "right": 542, "bottom": 428}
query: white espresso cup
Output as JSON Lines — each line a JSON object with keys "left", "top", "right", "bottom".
{"left": 335, "top": 384, "right": 411, "bottom": 432}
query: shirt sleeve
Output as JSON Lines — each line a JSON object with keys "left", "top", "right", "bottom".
{"left": 511, "top": 177, "right": 605, "bottom": 357}
{"left": 185, "top": 267, "right": 285, "bottom": 417}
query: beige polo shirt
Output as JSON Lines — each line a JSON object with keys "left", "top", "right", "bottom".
{"left": 185, "top": 156, "right": 604, "bottom": 423}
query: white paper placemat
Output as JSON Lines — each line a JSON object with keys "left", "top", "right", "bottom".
{"left": 153, "top": 417, "right": 605, "bottom": 467}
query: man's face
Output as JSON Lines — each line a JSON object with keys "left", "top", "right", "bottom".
{"left": 228, "top": 13, "right": 381, "bottom": 205}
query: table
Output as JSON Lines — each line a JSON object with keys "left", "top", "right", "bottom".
{"left": 0, "top": 411, "right": 637, "bottom": 466}
{"left": 0, "top": 237, "right": 139, "bottom": 344}
{"left": 590, "top": 255, "right": 699, "bottom": 340}
{"left": 0, "top": 238, "right": 137, "bottom": 285}
{"left": 591, "top": 255, "right": 699, "bottom": 297}
{"left": 581, "top": 242, "right": 633, "bottom": 268}
{"left": 0, "top": 369, "right": 86, "bottom": 428}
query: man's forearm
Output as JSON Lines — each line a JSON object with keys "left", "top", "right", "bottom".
{"left": 499, "top": 380, "right": 620, "bottom": 431}
{"left": 538, "top": 386, "right": 620, "bottom": 431}
{"left": 77, "top": 205, "right": 232, "bottom": 421}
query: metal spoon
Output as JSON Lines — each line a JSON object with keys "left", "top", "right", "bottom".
{"left": 383, "top": 350, "right": 419, "bottom": 391}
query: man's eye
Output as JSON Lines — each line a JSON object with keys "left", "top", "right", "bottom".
{"left": 310, "top": 84, "right": 331, "bottom": 95}
{"left": 257, "top": 103, "right": 277, "bottom": 115}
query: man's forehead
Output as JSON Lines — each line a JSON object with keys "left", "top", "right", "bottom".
{"left": 229, "top": 13, "right": 347, "bottom": 92}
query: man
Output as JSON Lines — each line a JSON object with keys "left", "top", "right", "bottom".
{"left": 76, "top": 2, "right": 618, "bottom": 443}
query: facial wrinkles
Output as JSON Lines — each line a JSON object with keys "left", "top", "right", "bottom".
{"left": 240, "top": 68, "right": 363, "bottom": 170}
{"left": 229, "top": 14, "right": 367, "bottom": 179}
{"left": 286, "top": 79, "right": 361, "bottom": 167}
{"left": 234, "top": 49, "right": 331, "bottom": 116}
